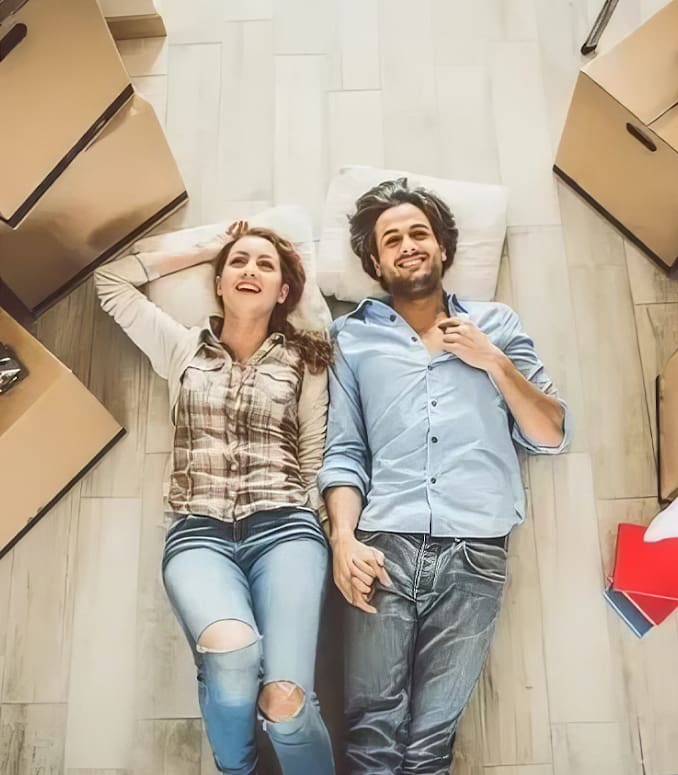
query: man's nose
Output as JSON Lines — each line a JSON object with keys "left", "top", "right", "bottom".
{"left": 401, "top": 236, "right": 417, "bottom": 254}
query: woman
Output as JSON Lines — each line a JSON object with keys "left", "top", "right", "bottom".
{"left": 95, "top": 221, "right": 335, "bottom": 775}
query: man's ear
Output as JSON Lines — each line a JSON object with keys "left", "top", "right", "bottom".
{"left": 441, "top": 246, "right": 447, "bottom": 263}
{"left": 370, "top": 254, "right": 381, "bottom": 278}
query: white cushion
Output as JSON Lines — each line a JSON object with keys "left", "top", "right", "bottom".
{"left": 644, "top": 499, "right": 678, "bottom": 542}
{"left": 132, "top": 205, "right": 331, "bottom": 332}
{"left": 318, "top": 165, "right": 508, "bottom": 302}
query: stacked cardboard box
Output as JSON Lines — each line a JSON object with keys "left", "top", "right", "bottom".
{"left": 0, "top": 0, "right": 186, "bottom": 315}
{"left": 554, "top": 0, "right": 678, "bottom": 271}
{"left": 0, "top": 0, "right": 186, "bottom": 553}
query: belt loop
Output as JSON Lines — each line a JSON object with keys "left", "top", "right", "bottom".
{"left": 232, "top": 519, "right": 242, "bottom": 541}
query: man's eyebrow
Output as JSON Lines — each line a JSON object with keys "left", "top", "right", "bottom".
{"left": 381, "top": 223, "right": 431, "bottom": 240}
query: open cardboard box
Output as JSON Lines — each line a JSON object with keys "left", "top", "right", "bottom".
{"left": 0, "top": 308, "right": 124, "bottom": 558}
{"left": 0, "top": 0, "right": 133, "bottom": 228}
{"left": 554, "top": 0, "right": 678, "bottom": 271}
{"left": 0, "top": 94, "right": 188, "bottom": 315}
{"left": 100, "top": 0, "right": 166, "bottom": 40}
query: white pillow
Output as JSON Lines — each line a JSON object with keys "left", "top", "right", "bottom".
{"left": 318, "top": 166, "right": 508, "bottom": 303}
{"left": 645, "top": 499, "right": 678, "bottom": 542}
{"left": 133, "top": 206, "right": 331, "bottom": 332}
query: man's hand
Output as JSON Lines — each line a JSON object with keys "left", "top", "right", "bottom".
{"left": 331, "top": 533, "right": 392, "bottom": 614}
{"left": 439, "top": 316, "right": 505, "bottom": 373}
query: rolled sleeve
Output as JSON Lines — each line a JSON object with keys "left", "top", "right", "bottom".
{"left": 511, "top": 395, "right": 573, "bottom": 454}
{"left": 318, "top": 332, "right": 371, "bottom": 499}
{"left": 297, "top": 366, "right": 329, "bottom": 527}
{"left": 501, "top": 307, "right": 573, "bottom": 455}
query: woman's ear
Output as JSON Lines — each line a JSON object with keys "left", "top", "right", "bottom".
{"left": 215, "top": 277, "right": 222, "bottom": 296}
{"left": 278, "top": 283, "right": 290, "bottom": 305}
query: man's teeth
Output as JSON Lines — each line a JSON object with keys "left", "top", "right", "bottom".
{"left": 400, "top": 257, "right": 422, "bottom": 268}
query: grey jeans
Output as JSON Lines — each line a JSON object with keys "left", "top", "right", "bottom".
{"left": 344, "top": 531, "right": 508, "bottom": 775}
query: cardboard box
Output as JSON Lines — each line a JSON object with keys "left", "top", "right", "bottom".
{"left": 0, "top": 307, "right": 124, "bottom": 558}
{"left": 0, "top": 94, "right": 188, "bottom": 315}
{"left": 100, "top": 0, "right": 166, "bottom": 39}
{"left": 0, "top": 0, "right": 133, "bottom": 227}
{"left": 658, "top": 349, "right": 678, "bottom": 503}
{"left": 554, "top": 0, "right": 678, "bottom": 271}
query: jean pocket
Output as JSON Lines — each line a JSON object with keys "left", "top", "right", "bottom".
{"left": 462, "top": 540, "right": 507, "bottom": 584}
{"left": 165, "top": 516, "right": 188, "bottom": 540}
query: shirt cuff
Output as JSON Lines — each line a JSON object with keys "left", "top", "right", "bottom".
{"left": 512, "top": 398, "right": 573, "bottom": 454}
{"left": 318, "top": 466, "right": 368, "bottom": 500}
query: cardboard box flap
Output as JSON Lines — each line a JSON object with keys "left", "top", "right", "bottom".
{"left": 0, "top": 0, "right": 27, "bottom": 24}
{"left": 650, "top": 102, "right": 678, "bottom": 149}
{"left": 584, "top": 0, "right": 678, "bottom": 125}
{"left": 0, "top": 0, "right": 132, "bottom": 227}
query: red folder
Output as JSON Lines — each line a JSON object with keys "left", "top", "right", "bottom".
{"left": 611, "top": 523, "right": 678, "bottom": 601}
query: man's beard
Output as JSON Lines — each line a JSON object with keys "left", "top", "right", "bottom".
{"left": 382, "top": 256, "right": 443, "bottom": 300}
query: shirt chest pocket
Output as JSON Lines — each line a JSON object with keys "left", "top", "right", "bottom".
{"left": 253, "top": 365, "right": 298, "bottom": 407}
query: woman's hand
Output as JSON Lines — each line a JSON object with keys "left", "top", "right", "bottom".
{"left": 226, "top": 219, "right": 249, "bottom": 241}
{"left": 331, "top": 533, "right": 392, "bottom": 614}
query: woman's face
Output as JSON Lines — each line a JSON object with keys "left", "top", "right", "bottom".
{"left": 216, "top": 235, "right": 289, "bottom": 319}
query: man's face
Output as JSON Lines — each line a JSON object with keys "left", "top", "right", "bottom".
{"left": 371, "top": 204, "right": 445, "bottom": 299}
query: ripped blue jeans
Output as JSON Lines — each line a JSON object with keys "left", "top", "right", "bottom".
{"left": 162, "top": 508, "right": 334, "bottom": 775}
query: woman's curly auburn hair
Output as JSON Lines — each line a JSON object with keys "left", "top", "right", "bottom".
{"left": 215, "top": 226, "right": 332, "bottom": 374}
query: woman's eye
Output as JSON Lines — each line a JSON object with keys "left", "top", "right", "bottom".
{"left": 230, "top": 257, "right": 246, "bottom": 265}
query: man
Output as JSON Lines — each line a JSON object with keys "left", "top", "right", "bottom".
{"left": 318, "top": 178, "right": 572, "bottom": 774}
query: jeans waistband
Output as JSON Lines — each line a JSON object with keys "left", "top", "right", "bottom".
{"left": 170, "top": 507, "right": 319, "bottom": 543}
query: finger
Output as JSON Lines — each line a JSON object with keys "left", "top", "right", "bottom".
{"left": 364, "top": 550, "right": 392, "bottom": 587}
{"left": 375, "top": 564, "right": 393, "bottom": 587}
{"left": 351, "top": 592, "right": 377, "bottom": 614}
{"left": 351, "top": 560, "right": 377, "bottom": 585}
{"left": 437, "top": 316, "right": 467, "bottom": 331}
{"left": 350, "top": 575, "right": 373, "bottom": 595}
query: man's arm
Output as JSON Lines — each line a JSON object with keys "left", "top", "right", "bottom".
{"left": 440, "top": 308, "right": 572, "bottom": 452}
{"left": 319, "top": 335, "right": 391, "bottom": 613}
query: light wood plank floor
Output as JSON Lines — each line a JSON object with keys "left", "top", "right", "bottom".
{"left": 2, "top": 1, "right": 678, "bottom": 773}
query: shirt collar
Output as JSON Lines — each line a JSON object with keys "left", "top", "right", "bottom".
{"left": 347, "top": 290, "right": 469, "bottom": 320}
{"left": 201, "top": 315, "right": 286, "bottom": 347}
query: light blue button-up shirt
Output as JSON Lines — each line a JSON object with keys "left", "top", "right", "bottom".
{"left": 318, "top": 292, "right": 572, "bottom": 537}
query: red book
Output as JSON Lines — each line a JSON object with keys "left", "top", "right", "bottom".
{"left": 611, "top": 523, "right": 678, "bottom": 601}
{"left": 606, "top": 577, "right": 678, "bottom": 626}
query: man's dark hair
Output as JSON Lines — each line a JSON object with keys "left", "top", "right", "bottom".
{"left": 348, "top": 177, "right": 459, "bottom": 281}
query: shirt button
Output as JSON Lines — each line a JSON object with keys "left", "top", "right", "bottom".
{"left": 431, "top": 400, "right": 437, "bottom": 407}
{"left": 427, "top": 365, "right": 433, "bottom": 371}
{"left": 411, "top": 336, "right": 417, "bottom": 343}
{"left": 431, "top": 436, "right": 438, "bottom": 443}
{"left": 389, "top": 314, "right": 396, "bottom": 322}
{"left": 430, "top": 477, "right": 437, "bottom": 484}
{"left": 230, "top": 463, "right": 238, "bottom": 472}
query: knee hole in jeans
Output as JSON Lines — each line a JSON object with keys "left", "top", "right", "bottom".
{"left": 196, "top": 619, "right": 259, "bottom": 654}
{"left": 258, "top": 681, "right": 305, "bottom": 722}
